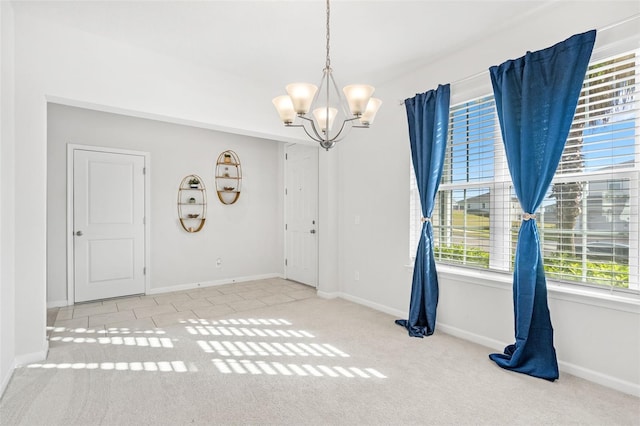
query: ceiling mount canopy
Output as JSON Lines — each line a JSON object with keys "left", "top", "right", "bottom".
{"left": 272, "top": 0, "right": 382, "bottom": 150}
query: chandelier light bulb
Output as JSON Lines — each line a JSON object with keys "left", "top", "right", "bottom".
{"left": 286, "top": 83, "right": 318, "bottom": 115}
{"left": 272, "top": 95, "right": 297, "bottom": 124}
{"left": 313, "top": 107, "right": 338, "bottom": 132}
{"left": 343, "top": 84, "right": 375, "bottom": 116}
{"left": 360, "top": 98, "right": 383, "bottom": 125}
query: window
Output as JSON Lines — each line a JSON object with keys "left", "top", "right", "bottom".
{"left": 410, "top": 49, "right": 639, "bottom": 292}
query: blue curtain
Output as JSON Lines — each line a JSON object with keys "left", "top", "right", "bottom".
{"left": 489, "top": 30, "right": 596, "bottom": 380}
{"left": 396, "top": 84, "right": 450, "bottom": 337}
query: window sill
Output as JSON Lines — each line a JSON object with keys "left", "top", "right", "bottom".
{"left": 404, "top": 262, "right": 640, "bottom": 314}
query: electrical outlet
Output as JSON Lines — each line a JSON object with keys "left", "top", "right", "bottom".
{"left": 216, "top": 258, "right": 222, "bottom": 268}
{"left": 355, "top": 270, "right": 360, "bottom": 281}
{"left": 355, "top": 215, "right": 360, "bottom": 225}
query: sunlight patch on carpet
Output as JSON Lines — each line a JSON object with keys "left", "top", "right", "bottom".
{"left": 185, "top": 325, "right": 314, "bottom": 338}
{"left": 49, "top": 335, "right": 174, "bottom": 348}
{"left": 197, "top": 340, "right": 349, "bottom": 357}
{"left": 211, "top": 359, "right": 386, "bottom": 379}
{"left": 26, "top": 360, "right": 196, "bottom": 373}
{"left": 200, "top": 318, "right": 385, "bottom": 379}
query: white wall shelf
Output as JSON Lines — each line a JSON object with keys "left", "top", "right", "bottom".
{"left": 215, "top": 150, "right": 242, "bottom": 205}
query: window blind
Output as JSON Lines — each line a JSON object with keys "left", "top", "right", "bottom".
{"left": 409, "top": 49, "right": 639, "bottom": 292}
{"left": 532, "top": 51, "right": 639, "bottom": 289}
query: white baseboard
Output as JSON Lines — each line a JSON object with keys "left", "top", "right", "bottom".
{"left": 438, "top": 322, "right": 639, "bottom": 396}
{"left": 145, "top": 273, "right": 284, "bottom": 295}
{"left": 0, "top": 363, "right": 15, "bottom": 398}
{"left": 47, "top": 300, "right": 69, "bottom": 309}
{"left": 47, "top": 274, "right": 285, "bottom": 306}
{"left": 437, "top": 322, "right": 507, "bottom": 352}
{"left": 333, "top": 292, "right": 640, "bottom": 397}
{"left": 558, "top": 360, "right": 640, "bottom": 397}
{"left": 323, "top": 291, "right": 406, "bottom": 318}
{"left": 14, "top": 342, "right": 49, "bottom": 367}
{"left": 2, "top": 343, "right": 49, "bottom": 397}
{"left": 317, "top": 290, "right": 339, "bottom": 299}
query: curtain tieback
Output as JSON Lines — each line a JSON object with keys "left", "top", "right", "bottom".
{"left": 421, "top": 217, "right": 432, "bottom": 223}
{"left": 522, "top": 212, "right": 536, "bottom": 221}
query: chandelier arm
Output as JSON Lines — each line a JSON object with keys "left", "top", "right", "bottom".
{"left": 324, "top": 81, "right": 330, "bottom": 144}
{"left": 327, "top": 71, "right": 350, "bottom": 117}
{"left": 301, "top": 126, "right": 324, "bottom": 144}
{"left": 325, "top": 115, "right": 363, "bottom": 143}
{"left": 297, "top": 115, "right": 326, "bottom": 143}
{"left": 283, "top": 123, "right": 323, "bottom": 143}
{"left": 327, "top": 120, "right": 347, "bottom": 143}
{"left": 286, "top": 115, "right": 367, "bottom": 144}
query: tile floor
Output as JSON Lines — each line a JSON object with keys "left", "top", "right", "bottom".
{"left": 48, "top": 278, "right": 316, "bottom": 334}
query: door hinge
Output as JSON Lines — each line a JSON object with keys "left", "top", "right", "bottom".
{"left": 143, "top": 217, "right": 146, "bottom": 225}
{"left": 285, "top": 224, "right": 287, "bottom": 230}
{"left": 143, "top": 267, "right": 146, "bottom": 275}
{"left": 285, "top": 259, "right": 288, "bottom": 266}
{"left": 285, "top": 188, "right": 287, "bottom": 195}
{"left": 285, "top": 153, "right": 288, "bottom": 160}
{"left": 143, "top": 167, "right": 146, "bottom": 175}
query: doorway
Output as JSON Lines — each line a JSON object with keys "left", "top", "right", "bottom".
{"left": 67, "top": 145, "right": 149, "bottom": 303}
{"left": 284, "top": 143, "right": 319, "bottom": 287}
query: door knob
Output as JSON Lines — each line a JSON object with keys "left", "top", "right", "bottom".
{"left": 310, "top": 229, "right": 316, "bottom": 234}
{"left": 75, "top": 230, "right": 83, "bottom": 236}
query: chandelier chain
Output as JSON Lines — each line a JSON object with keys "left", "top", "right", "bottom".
{"left": 325, "top": 0, "right": 331, "bottom": 70}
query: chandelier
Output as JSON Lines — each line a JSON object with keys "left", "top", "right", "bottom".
{"left": 272, "top": 0, "right": 382, "bottom": 151}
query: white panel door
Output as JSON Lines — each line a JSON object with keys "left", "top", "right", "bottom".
{"left": 73, "top": 149, "right": 146, "bottom": 302}
{"left": 285, "top": 144, "right": 318, "bottom": 287}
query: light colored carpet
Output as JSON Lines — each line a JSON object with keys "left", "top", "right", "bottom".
{"left": 1, "top": 286, "right": 638, "bottom": 425}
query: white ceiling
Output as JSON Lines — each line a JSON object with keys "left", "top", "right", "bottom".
{"left": 14, "top": 0, "right": 553, "bottom": 90}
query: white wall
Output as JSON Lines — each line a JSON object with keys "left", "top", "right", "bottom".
{"left": 0, "top": 0, "right": 17, "bottom": 395}
{"left": 47, "top": 104, "right": 284, "bottom": 305}
{"left": 9, "top": 6, "right": 300, "bottom": 371}
{"left": 336, "top": 2, "right": 640, "bottom": 396}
